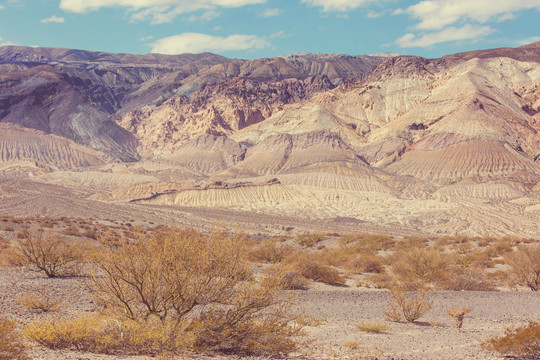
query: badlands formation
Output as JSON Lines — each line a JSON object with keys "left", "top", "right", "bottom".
{"left": 0, "top": 43, "right": 539, "bottom": 236}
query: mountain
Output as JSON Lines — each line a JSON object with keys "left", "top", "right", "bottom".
{"left": 1, "top": 43, "right": 540, "bottom": 237}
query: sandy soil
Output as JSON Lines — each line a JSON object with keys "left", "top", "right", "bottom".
{"left": 0, "top": 177, "right": 420, "bottom": 238}
{"left": 1, "top": 267, "right": 538, "bottom": 360}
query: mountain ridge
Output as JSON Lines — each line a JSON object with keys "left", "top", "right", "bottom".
{"left": 1, "top": 42, "right": 540, "bottom": 236}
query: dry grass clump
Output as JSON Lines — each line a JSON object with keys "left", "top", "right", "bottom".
{"left": 337, "top": 341, "right": 385, "bottom": 360}
{"left": 265, "top": 264, "right": 310, "bottom": 290}
{"left": 24, "top": 315, "right": 193, "bottom": 355}
{"left": 14, "top": 230, "right": 85, "bottom": 277}
{"left": 437, "top": 267, "right": 495, "bottom": 291}
{"left": 395, "top": 237, "right": 429, "bottom": 251}
{"left": 505, "top": 244, "right": 540, "bottom": 291}
{"left": 481, "top": 321, "right": 540, "bottom": 358}
{"left": 0, "top": 318, "right": 29, "bottom": 360}
{"left": 485, "top": 238, "right": 514, "bottom": 258}
{"left": 357, "top": 320, "right": 390, "bottom": 333}
{"left": 384, "top": 286, "right": 432, "bottom": 323}
{"left": 295, "top": 232, "right": 325, "bottom": 247}
{"left": 346, "top": 254, "right": 385, "bottom": 274}
{"left": 286, "top": 254, "right": 346, "bottom": 286}
{"left": 247, "top": 239, "right": 295, "bottom": 264}
{"left": 455, "top": 249, "right": 494, "bottom": 269}
{"left": 390, "top": 247, "right": 449, "bottom": 287}
{"left": 447, "top": 306, "right": 471, "bottom": 331}
{"left": 24, "top": 228, "right": 302, "bottom": 357}
{"left": 339, "top": 233, "right": 395, "bottom": 253}
{"left": 17, "top": 288, "right": 62, "bottom": 313}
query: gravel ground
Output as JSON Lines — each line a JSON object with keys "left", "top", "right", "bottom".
{"left": 2, "top": 268, "right": 539, "bottom": 360}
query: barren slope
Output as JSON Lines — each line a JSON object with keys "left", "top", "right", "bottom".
{"left": 1, "top": 43, "right": 540, "bottom": 236}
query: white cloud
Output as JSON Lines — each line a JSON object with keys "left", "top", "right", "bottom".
{"left": 59, "top": 0, "right": 266, "bottom": 24}
{"left": 185, "top": 10, "right": 219, "bottom": 22}
{"left": 301, "top": 0, "right": 374, "bottom": 12}
{"left": 0, "top": 36, "right": 14, "bottom": 46}
{"left": 404, "top": 0, "right": 540, "bottom": 30}
{"left": 260, "top": 8, "right": 281, "bottom": 17}
{"left": 515, "top": 36, "right": 540, "bottom": 46}
{"left": 269, "top": 30, "right": 289, "bottom": 38}
{"left": 40, "top": 15, "right": 66, "bottom": 23}
{"left": 496, "top": 12, "right": 516, "bottom": 22}
{"left": 367, "top": 9, "right": 388, "bottom": 18}
{"left": 149, "top": 33, "right": 270, "bottom": 54}
{"left": 395, "top": 24, "right": 494, "bottom": 48}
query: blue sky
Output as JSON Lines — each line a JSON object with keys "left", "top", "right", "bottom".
{"left": 0, "top": 0, "right": 539, "bottom": 59}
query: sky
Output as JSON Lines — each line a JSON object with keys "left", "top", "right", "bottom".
{"left": 0, "top": 0, "right": 539, "bottom": 59}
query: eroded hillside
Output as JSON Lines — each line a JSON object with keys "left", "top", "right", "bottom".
{"left": 1, "top": 43, "right": 539, "bottom": 236}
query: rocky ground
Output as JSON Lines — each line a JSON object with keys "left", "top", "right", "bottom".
{"left": 1, "top": 267, "right": 539, "bottom": 360}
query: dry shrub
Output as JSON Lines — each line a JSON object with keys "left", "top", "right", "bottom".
{"left": 384, "top": 286, "right": 432, "bottom": 323}
{"left": 81, "top": 229, "right": 97, "bottom": 240}
{"left": 62, "top": 225, "right": 80, "bottom": 236}
{"left": 395, "top": 237, "right": 429, "bottom": 251}
{"left": 390, "top": 247, "right": 449, "bottom": 287}
{"left": 481, "top": 321, "right": 540, "bottom": 358}
{"left": 346, "top": 254, "right": 385, "bottom": 274}
{"left": 357, "top": 320, "right": 390, "bottom": 333}
{"left": 485, "top": 238, "right": 514, "bottom": 258}
{"left": 339, "top": 233, "right": 395, "bottom": 253}
{"left": 295, "top": 233, "right": 325, "bottom": 247}
{"left": 14, "top": 230, "right": 84, "bottom": 277}
{"left": 265, "top": 264, "right": 309, "bottom": 290}
{"left": 24, "top": 315, "right": 189, "bottom": 355}
{"left": 315, "top": 247, "right": 359, "bottom": 267}
{"left": 286, "top": 254, "right": 346, "bottom": 286}
{"left": 17, "top": 288, "right": 62, "bottom": 313}
{"left": 505, "top": 244, "right": 540, "bottom": 291}
{"left": 447, "top": 307, "right": 471, "bottom": 331}
{"left": 0, "top": 237, "right": 19, "bottom": 268}
{"left": 438, "top": 268, "right": 494, "bottom": 291}
{"left": 78, "top": 228, "right": 302, "bottom": 356}
{"left": 247, "top": 240, "right": 295, "bottom": 264}
{"left": 455, "top": 250, "right": 494, "bottom": 269}
{"left": 477, "top": 237, "right": 495, "bottom": 247}
{"left": 0, "top": 318, "right": 29, "bottom": 360}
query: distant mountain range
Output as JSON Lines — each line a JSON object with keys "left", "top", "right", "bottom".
{"left": 1, "top": 42, "right": 539, "bottom": 236}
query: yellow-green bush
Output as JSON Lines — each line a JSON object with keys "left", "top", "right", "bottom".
{"left": 78, "top": 228, "right": 302, "bottom": 356}
{"left": 390, "top": 247, "right": 449, "bottom": 287}
{"left": 24, "top": 315, "right": 194, "bottom": 355}
{"left": 0, "top": 318, "right": 28, "bottom": 360}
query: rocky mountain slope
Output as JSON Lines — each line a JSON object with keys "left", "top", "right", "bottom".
{"left": 1, "top": 43, "right": 539, "bottom": 236}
